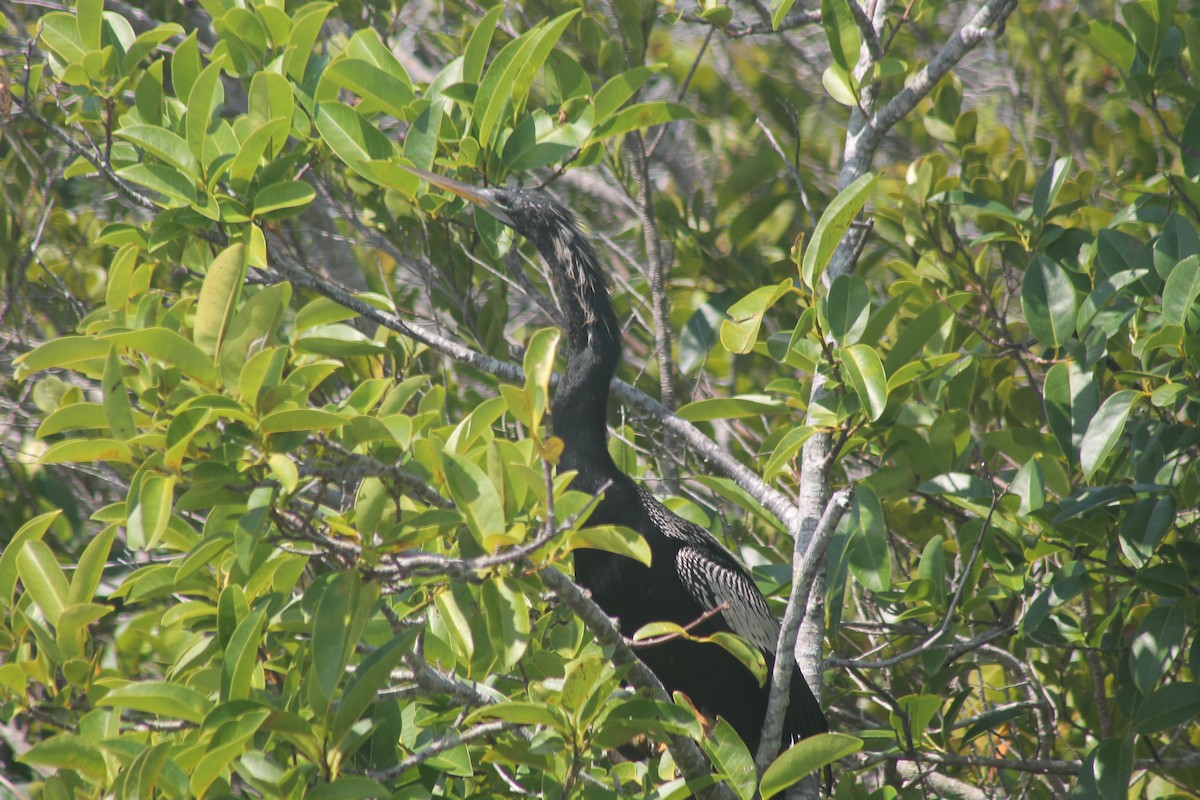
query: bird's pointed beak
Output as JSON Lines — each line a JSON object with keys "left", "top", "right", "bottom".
{"left": 400, "top": 164, "right": 495, "bottom": 210}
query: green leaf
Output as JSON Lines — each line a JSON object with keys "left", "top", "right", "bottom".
{"left": 1071, "top": 20, "right": 1135, "bottom": 71}
{"left": 36, "top": 402, "right": 109, "bottom": 437}
{"left": 311, "top": 571, "right": 359, "bottom": 717}
{"left": 568, "top": 524, "right": 652, "bottom": 567}
{"left": 69, "top": 525, "right": 116, "bottom": 605}
{"left": 185, "top": 61, "right": 223, "bottom": 165}
{"left": 701, "top": 718, "right": 757, "bottom": 800}
{"left": 331, "top": 636, "right": 409, "bottom": 747}
{"left": 39, "top": 12, "right": 86, "bottom": 65}
{"left": 296, "top": 323, "right": 387, "bottom": 356}
{"left": 848, "top": 484, "right": 890, "bottom": 591}
{"left": 189, "top": 708, "right": 270, "bottom": 798}
{"left": 522, "top": 327, "right": 561, "bottom": 432}
{"left": 1079, "top": 390, "right": 1139, "bottom": 481}
{"left": 117, "top": 163, "right": 198, "bottom": 206}
{"left": 840, "top": 344, "right": 887, "bottom": 421}
{"left": 229, "top": 118, "right": 289, "bottom": 191}
{"left": 104, "top": 243, "right": 138, "bottom": 310}
{"left": 918, "top": 472, "right": 993, "bottom": 500}
{"left": 346, "top": 27, "right": 413, "bottom": 88}
{"left": 801, "top": 172, "right": 876, "bottom": 288}
{"left": 193, "top": 243, "right": 248, "bottom": 359}
{"left": 762, "top": 426, "right": 817, "bottom": 481}
{"left": 475, "top": 26, "right": 540, "bottom": 150}
{"left": 259, "top": 408, "right": 347, "bottom": 433}
{"left": 248, "top": 69, "right": 293, "bottom": 144}
{"left": 821, "top": 0, "right": 861, "bottom": 73}
{"left": 677, "top": 395, "right": 786, "bottom": 421}
{"left": 821, "top": 64, "right": 858, "bottom": 106}
{"left": 1010, "top": 457, "right": 1045, "bottom": 517}
{"left": 760, "top": 733, "right": 862, "bottom": 799}
{"left": 1130, "top": 605, "right": 1185, "bottom": 697}
{"left": 1082, "top": 737, "right": 1133, "bottom": 800}
{"left": 315, "top": 101, "right": 395, "bottom": 178}
{"left": 105, "top": 328, "right": 219, "bottom": 387}
{"left": 101, "top": 345, "right": 135, "bottom": 440}
{"left": 593, "top": 65, "right": 662, "bottom": 123}
{"left": 57, "top": 602, "right": 111, "bottom": 658}
{"left": 1075, "top": 268, "right": 1149, "bottom": 335}
{"left": 705, "top": 632, "right": 767, "bottom": 685}
{"left": 40, "top": 438, "right": 132, "bottom": 464}
{"left": 1134, "top": 682, "right": 1200, "bottom": 733}
{"left": 124, "top": 23, "right": 185, "bottom": 69}
{"left": 1031, "top": 156, "right": 1073, "bottom": 221}
{"left": 171, "top": 31, "right": 200, "bottom": 101}
{"left": 720, "top": 280, "right": 793, "bottom": 354}
{"left": 1043, "top": 360, "right": 1098, "bottom": 465}
{"left": 114, "top": 124, "right": 200, "bottom": 179}
{"left": 219, "top": 282, "right": 290, "bottom": 391}
{"left": 481, "top": 577, "right": 531, "bottom": 671}
{"left": 98, "top": 681, "right": 214, "bottom": 724}
{"left": 165, "top": 407, "right": 211, "bottom": 471}
{"left": 1162, "top": 254, "right": 1200, "bottom": 324}
{"left": 1118, "top": 495, "right": 1174, "bottom": 567}
{"left": 463, "top": 6, "right": 506, "bottom": 84}
{"left": 433, "top": 585, "right": 475, "bottom": 663}
{"left": 442, "top": 452, "right": 506, "bottom": 545}
{"left": 284, "top": 2, "right": 334, "bottom": 81}
{"left": 588, "top": 101, "right": 694, "bottom": 143}
{"left": 769, "top": 0, "right": 798, "bottom": 28}
{"left": 252, "top": 180, "right": 315, "bottom": 220}
{"left": 320, "top": 59, "right": 415, "bottom": 121}
{"left": 128, "top": 474, "right": 175, "bottom": 550}
{"left": 19, "top": 733, "right": 107, "bottom": 782}
{"left": 15, "top": 336, "right": 110, "bottom": 375}
{"left": 465, "top": 700, "right": 571, "bottom": 732}
{"left": 1021, "top": 255, "right": 1077, "bottom": 347}
{"left": 222, "top": 607, "right": 266, "bottom": 701}
{"left": 17, "top": 540, "right": 70, "bottom": 626}
{"left": 893, "top": 694, "right": 942, "bottom": 744}
{"left": 0, "top": 512, "right": 61, "bottom": 612}
{"left": 825, "top": 274, "right": 870, "bottom": 344}
{"left": 477, "top": 11, "right": 579, "bottom": 149}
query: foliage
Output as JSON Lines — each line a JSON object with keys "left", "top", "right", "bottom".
{"left": 1, "top": 0, "right": 1199, "bottom": 799}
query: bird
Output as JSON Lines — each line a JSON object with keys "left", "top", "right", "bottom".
{"left": 403, "top": 165, "right": 829, "bottom": 756}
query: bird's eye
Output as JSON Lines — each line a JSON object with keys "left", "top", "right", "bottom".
{"left": 494, "top": 191, "right": 510, "bottom": 205}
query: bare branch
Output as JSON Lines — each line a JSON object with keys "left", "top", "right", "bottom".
{"left": 367, "top": 721, "right": 516, "bottom": 780}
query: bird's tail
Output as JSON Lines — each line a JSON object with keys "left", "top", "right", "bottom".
{"left": 786, "top": 667, "right": 828, "bottom": 740}
{"left": 786, "top": 668, "right": 832, "bottom": 794}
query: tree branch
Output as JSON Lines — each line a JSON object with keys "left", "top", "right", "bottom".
{"left": 535, "top": 563, "right": 733, "bottom": 800}
{"left": 756, "top": 488, "right": 853, "bottom": 770}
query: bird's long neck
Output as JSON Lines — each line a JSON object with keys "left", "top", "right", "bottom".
{"left": 528, "top": 220, "right": 622, "bottom": 488}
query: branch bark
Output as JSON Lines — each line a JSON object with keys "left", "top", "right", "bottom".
{"left": 756, "top": 488, "right": 853, "bottom": 771}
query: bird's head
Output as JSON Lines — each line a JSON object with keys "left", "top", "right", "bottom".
{"left": 402, "top": 165, "right": 578, "bottom": 247}
{"left": 402, "top": 164, "right": 616, "bottom": 351}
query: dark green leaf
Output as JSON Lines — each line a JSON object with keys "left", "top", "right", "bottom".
{"left": 1134, "top": 682, "right": 1200, "bottom": 733}
{"left": 1079, "top": 389, "right": 1139, "bottom": 481}
{"left": 840, "top": 344, "right": 888, "bottom": 421}
{"left": 1021, "top": 255, "right": 1077, "bottom": 347}
{"left": 1130, "top": 605, "right": 1185, "bottom": 697}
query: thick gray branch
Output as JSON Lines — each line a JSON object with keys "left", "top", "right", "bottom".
{"left": 756, "top": 489, "right": 853, "bottom": 771}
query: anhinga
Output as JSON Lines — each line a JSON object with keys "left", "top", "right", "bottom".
{"left": 405, "top": 166, "right": 828, "bottom": 755}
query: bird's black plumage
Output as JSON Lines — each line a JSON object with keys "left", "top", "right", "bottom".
{"left": 411, "top": 170, "right": 828, "bottom": 755}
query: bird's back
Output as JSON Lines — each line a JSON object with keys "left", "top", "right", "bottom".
{"left": 571, "top": 473, "right": 828, "bottom": 752}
